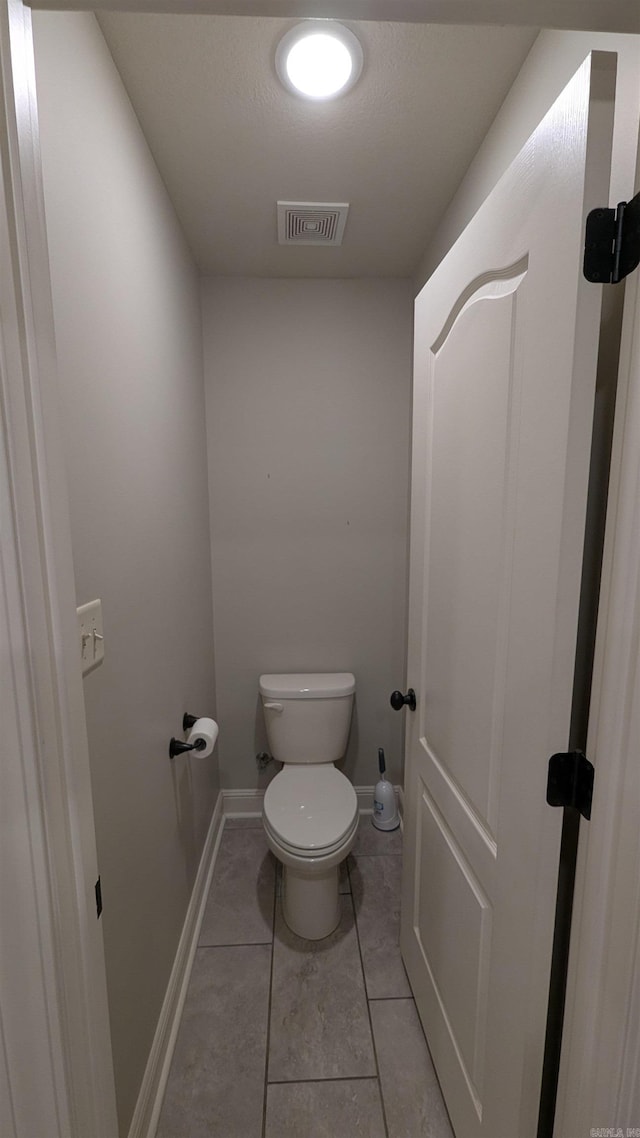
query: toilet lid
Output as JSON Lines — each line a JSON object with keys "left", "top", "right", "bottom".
{"left": 263, "top": 765, "right": 358, "bottom": 852}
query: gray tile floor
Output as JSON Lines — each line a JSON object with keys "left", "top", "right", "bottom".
{"left": 157, "top": 815, "right": 454, "bottom": 1138}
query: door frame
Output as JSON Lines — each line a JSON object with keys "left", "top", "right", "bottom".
{"left": 1, "top": 2, "right": 639, "bottom": 1134}
{"left": 27, "top": 0, "right": 640, "bottom": 34}
{"left": 0, "top": 0, "right": 117, "bottom": 1133}
{"left": 554, "top": 144, "right": 640, "bottom": 1132}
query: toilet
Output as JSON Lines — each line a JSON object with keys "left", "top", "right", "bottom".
{"left": 260, "top": 672, "right": 358, "bottom": 940}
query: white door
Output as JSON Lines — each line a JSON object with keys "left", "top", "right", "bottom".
{"left": 400, "top": 53, "right": 616, "bottom": 1138}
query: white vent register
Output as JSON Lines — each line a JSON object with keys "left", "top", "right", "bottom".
{"left": 277, "top": 201, "right": 349, "bottom": 246}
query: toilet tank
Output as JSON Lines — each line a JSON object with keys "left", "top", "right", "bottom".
{"left": 259, "top": 673, "right": 355, "bottom": 764}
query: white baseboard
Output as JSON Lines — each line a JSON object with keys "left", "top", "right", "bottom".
{"left": 222, "top": 787, "right": 266, "bottom": 816}
{"left": 127, "top": 790, "right": 225, "bottom": 1138}
{"left": 355, "top": 786, "right": 374, "bottom": 814}
{"left": 223, "top": 784, "right": 403, "bottom": 818}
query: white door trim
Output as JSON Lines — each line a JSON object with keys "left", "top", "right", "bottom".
{"left": 555, "top": 152, "right": 640, "bottom": 1133}
{"left": 25, "top": 0, "right": 640, "bottom": 34}
{"left": 0, "top": 0, "right": 117, "bottom": 1133}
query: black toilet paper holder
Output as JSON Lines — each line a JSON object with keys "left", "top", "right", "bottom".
{"left": 169, "top": 713, "right": 204, "bottom": 759}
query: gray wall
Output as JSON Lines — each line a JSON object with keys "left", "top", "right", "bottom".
{"left": 33, "top": 13, "right": 219, "bottom": 1135}
{"left": 202, "top": 277, "right": 414, "bottom": 790}
{"left": 416, "top": 29, "right": 640, "bottom": 288}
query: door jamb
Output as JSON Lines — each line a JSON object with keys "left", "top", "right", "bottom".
{"left": 0, "top": 0, "right": 117, "bottom": 1133}
{"left": 555, "top": 133, "right": 640, "bottom": 1134}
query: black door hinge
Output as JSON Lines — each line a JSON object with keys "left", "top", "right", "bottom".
{"left": 95, "top": 876, "right": 102, "bottom": 919}
{"left": 584, "top": 192, "right": 640, "bottom": 284}
{"left": 546, "top": 751, "right": 594, "bottom": 820}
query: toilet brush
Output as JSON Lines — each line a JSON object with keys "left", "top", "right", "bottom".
{"left": 372, "top": 748, "right": 400, "bottom": 831}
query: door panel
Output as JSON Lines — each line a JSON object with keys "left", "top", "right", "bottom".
{"left": 427, "top": 265, "right": 527, "bottom": 830}
{"left": 401, "top": 53, "right": 616, "bottom": 1138}
{"left": 416, "top": 786, "right": 492, "bottom": 1099}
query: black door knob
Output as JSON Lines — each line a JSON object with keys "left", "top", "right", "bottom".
{"left": 390, "top": 688, "right": 416, "bottom": 712}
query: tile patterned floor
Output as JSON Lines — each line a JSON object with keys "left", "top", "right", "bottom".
{"left": 157, "top": 815, "right": 454, "bottom": 1138}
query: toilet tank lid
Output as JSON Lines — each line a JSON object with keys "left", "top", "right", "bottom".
{"left": 259, "top": 672, "right": 355, "bottom": 699}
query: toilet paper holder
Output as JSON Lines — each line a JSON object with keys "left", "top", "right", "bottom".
{"left": 169, "top": 736, "right": 206, "bottom": 759}
{"left": 169, "top": 712, "right": 205, "bottom": 759}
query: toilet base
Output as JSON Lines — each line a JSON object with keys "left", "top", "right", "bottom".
{"left": 283, "top": 863, "right": 340, "bottom": 940}
{"left": 263, "top": 810, "right": 358, "bottom": 942}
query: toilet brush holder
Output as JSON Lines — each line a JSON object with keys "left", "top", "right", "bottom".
{"left": 372, "top": 748, "right": 400, "bottom": 831}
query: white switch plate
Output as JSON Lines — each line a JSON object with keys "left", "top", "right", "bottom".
{"left": 77, "top": 599, "right": 104, "bottom": 676}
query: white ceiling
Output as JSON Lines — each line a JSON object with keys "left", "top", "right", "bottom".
{"left": 97, "top": 14, "right": 538, "bottom": 277}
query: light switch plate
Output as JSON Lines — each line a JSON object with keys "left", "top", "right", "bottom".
{"left": 77, "top": 599, "right": 104, "bottom": 676}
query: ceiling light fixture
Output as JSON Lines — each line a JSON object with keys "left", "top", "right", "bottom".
{"left": 276, "top": 21, "right": 363, "bottom": 101}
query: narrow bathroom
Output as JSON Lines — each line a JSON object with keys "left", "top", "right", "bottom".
{"left": 27, "top": 8, "right": 640, "bottom": 1138}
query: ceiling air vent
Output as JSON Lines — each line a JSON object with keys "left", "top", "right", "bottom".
{"left": 277, "top": 201, "right": 349, "bottom": 246}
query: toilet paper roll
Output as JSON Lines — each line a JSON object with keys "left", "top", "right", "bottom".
{"left": 187, "top": 717, "right": 219, "bottom": 758}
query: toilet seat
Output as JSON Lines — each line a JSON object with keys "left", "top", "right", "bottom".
{"left": 263, "top": 764, "right": 358, "bottom": 857}
{"left": 264, "top": 812, "right": 359, "bottom": 861}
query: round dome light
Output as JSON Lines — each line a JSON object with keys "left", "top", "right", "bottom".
{"left": 276, "top": 22, "right": 363, "bottom": 101}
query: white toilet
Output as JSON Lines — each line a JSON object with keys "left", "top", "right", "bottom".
{"left": 260, "top": 672, "right": 358, "bottom": 940}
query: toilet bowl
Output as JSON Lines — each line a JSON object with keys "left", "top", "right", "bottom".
{"left": 260, "top": 672, "right": 357, "bottom": 940}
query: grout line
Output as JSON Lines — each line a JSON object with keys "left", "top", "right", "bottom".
{"left": 267, "top": 1074, "right": 383, "bottom": 1087}
{"left": 261, "top": 867, "right": 278, "bottom": 1138}
{"left": 347, "top": 858, "right": 391, "bottom": 1138}
{"left": 197, "top": 940, "right": 273, "bottom": 949}
{"left": 368, "top": 995, "right": 414, "bottom": 1002}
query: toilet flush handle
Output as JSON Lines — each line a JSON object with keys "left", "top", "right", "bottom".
{"left": 263, "top": 701, "right": 284, "bottom": 713}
